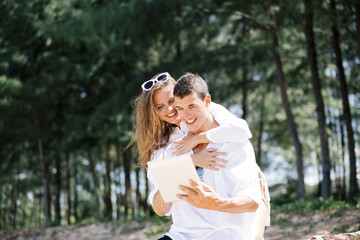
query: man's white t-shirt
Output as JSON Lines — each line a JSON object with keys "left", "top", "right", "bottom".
{"left": 161, "top": 140, "right": 261, "bottom": 240}
{"left": 147, "top": 102, "right": 267, "bottom": 240}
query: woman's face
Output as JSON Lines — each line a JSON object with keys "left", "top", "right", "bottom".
{"left": 153, "top": 84, "right": 181, "bottom": 126}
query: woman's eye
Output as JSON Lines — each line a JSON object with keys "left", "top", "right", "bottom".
{"left": 157, "top": 106, "right": 163, "bottom": 110}
{"left": 169, "top": 99, "right": 174, "bottom": 104}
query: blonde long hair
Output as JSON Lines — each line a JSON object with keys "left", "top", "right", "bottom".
{"left": 134, "top": 73, "right": 177, "bottom": 168}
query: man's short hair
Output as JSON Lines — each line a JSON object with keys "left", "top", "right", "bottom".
{"left": 174, "top": 73, "right": 209, "bottom": 100}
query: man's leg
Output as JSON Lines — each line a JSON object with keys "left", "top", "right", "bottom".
{"left": 158, "top": 235, "right": 172, "bottom": 240}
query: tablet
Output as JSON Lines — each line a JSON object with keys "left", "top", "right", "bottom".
{"left": 148, "top": 154, "right": 201, "bottom": 203}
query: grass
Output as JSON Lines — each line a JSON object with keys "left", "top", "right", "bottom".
{"left": 120, "top": 214, "right": 171, "bottom": 236}
{"left": 267, "top": 197, "right": 360, "bottom": 238}
{"left": 272, "top": 197, "right": 356, "bottom": 212}
{"left": 332, "top": 224, "right": 350, "bottom": 233}
{"left": 143, "top": 221, "right": 171, "bottom": 237}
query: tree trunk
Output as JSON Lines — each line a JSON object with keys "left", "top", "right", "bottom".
{"left": 21, "top": 203, "right": 27, "bottom": 228}
{"left": 65, "top": 153, "right": 71, "bottom": 225}
{"left": 340, "top": 117, "right": 347, "bottom": 200}
{"left": 116, "top": 186, "right": 122, "bottom": 221}
{"left": 330, "top": 0, "right": 359, "bottom": 204}
{"left": 303, "top": 0, "right": 332, "bottom": 199}
{"left": 339, "top": 119, "right": 346, "bottom": 200}
{"left": 135, "top": 167, "right": 141, "bottom": 216}
{"left": 29, "top": 197, "right": 36, "bottom": 228}
{"left": 267, "top": 0, "right": 305, "bottom": 200}
{"left": 114, "top": 142, "right": 122, "bottom": 220}
{"left": 0, "top": 187, "right": 2, "bottom": 229}
{"left": 55, "top": 152, "right": 61, "bottom": 225}
{"left": 176, "top": 3, "right": 182, "bottom": 59}
{"left": 241, "top": 24, "right": 249, "bottom": 120}
{"left": 88, "top": 150, "right": 101, "bottom": 221}
{"left": 145, "top": 173, "right": 153, "bottom": 216}
{"left": 351, "top": 0, "right": 360, "bottom": 57}
{"left": 104, "top": 143, "right": 113, "bottom": 220}
{"left": 242, "top": 68, "right": 248, "bottom": 120}
{"left": 122, "top": 148, "right": 132, "bottom": 219}
{"left": 256, "top": 87, "right": 267, "bottom": 167}
{"left": 38, "top": 138, "right": 51, "bottom": 226}
{"left": 4, "top": 196, "right": 8, "bottom": 230}
{"left": 73, "top": 163, "right": 79, "bottom": 222}
{"left": 12, "top": 182, "right": 18, "bottom": 229}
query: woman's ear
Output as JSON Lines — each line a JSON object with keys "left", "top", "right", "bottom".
{"left": 204, "top": 94, "right": 211, "bottom": 107}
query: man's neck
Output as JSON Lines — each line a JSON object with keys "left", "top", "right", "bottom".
{"left": 191, "top": 114, "right": 219, "bottom": 153}
{"left": 196, "top": 112, "right": 219, "bottom": 133}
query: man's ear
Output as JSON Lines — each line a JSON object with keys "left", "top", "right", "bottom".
{"left": 204, "top": 94, "right": 211, "bottom": 107}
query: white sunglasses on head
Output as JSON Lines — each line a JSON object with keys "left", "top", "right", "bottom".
{"left": 141, "top": 72, "right": 170, "bottom": 91}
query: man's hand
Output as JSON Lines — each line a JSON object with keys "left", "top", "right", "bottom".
{"left": 176, "top": 179, "right": 221, "bottom": 210}
{"left": 177, "top": 179, "right": 259, "bottom": 213}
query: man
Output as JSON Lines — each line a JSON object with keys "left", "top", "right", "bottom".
{"left": 154, "top": 73, "right": 263, "bottom": 240}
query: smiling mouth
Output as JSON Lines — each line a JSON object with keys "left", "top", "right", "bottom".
{"left": 167, "top": 112, "right": 177, "bottom": 118}
{"left": 186, "top": 118, "right": 196, "bottom": 124}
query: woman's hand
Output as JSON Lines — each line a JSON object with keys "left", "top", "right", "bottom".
{"left": 170, "top": 133, "right": 208, "bottom": 155}
{"left": 191, "top": 148, "right": 227, "bottom": 171}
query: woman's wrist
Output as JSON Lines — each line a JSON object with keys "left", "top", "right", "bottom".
{"left": 191, "top": 154, "right": 199, "bottom": 166}
{"left": 197, "top": 132, "right": 210, "bottom": 144}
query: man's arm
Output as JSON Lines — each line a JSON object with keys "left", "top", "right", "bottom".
{"left": 177, "top": 179, "right": 258, "bottom": 213}
{"left": 147, "top": 148, "right": 173, "bottom": 216}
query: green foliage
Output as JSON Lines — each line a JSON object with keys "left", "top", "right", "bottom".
{"left": 332, "top": 224, "right": 350, "bottom": 233}
{"left": 269, "top": 178, "right": 301, "bottom": 205}
{"left": 272, "top": 198, "right": 355, "bottom": 212}
{"left": 0, "top": 0, "right": 359, "bottom": 231}
{"left": 271, "top": 216, "right": 293, "bottom": 229}
{"left": 140, "top": 215, "right": 171, "bottom": 237}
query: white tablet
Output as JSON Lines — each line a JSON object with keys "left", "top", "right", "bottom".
{"left": 148, "top": 154, "right": 201, "bottom": 203}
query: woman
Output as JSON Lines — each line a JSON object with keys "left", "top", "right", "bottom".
{"left": 134, "top": 72, "right": 270, "bottom": 240}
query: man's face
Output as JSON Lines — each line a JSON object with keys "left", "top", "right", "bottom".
{"left": 174, "top": 93, "right": 211, "bottom": 134}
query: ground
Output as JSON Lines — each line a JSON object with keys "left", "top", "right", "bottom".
{"left": 1, "top": 208, "right": 359, "bottom": 240}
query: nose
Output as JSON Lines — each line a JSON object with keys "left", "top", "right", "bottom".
{"left": 168, "top": 105, "right": 173, "bottom": 111}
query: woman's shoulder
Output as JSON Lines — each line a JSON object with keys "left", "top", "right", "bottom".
{"left": 169, "top": 126, "right": 185, "bottom": 142}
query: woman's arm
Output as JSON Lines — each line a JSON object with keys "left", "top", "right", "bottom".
{"left": 206, "top": 102, "right": 252, "bottom": 143}
{"left": 171, "top": 102, "right": 252, "bottom": 154}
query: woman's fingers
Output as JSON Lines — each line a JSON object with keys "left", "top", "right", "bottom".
{"left": 172, "top": 139, "right": 183, "bottom": 144}
{"left": 201, "top": 160, "right": 226, "bottom": 170}
{"left": 212, "top": 158, "right": 228, "bottom": 164}
{"left": 205, "top": 148, "right": 217, "bottom": 152}
{"left": 170, "top": 144, "right": 191, "bottom": 155}
{"left": 210, "top": 161, "right": 226, "bottom": 168}
{"left": 202, "top": 165, "right": 221, "bottom": 171}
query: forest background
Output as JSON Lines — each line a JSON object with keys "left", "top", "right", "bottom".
{"left": 0, "top": 0, "right": 359, "bottom": 232}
